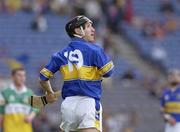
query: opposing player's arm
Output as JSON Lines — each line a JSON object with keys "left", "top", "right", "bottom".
{"left": 94, "top": 48, "right": 114, "bottom": 77}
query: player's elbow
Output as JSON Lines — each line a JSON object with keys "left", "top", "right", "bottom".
{"left": 39, "top": 73, "right": 49, "bottom": 81}
{"left": 103, "top": 70, "right": 113, "bottom": 78}
{"left": 39, "top": 78, "right": 48, "bottom": 85}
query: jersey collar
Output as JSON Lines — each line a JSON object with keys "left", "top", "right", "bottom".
{"left": 71, "top": 37, "right": 87, "bottom": 43}
{"left": 10, "top": 83, "right": 27, "bottom": 94}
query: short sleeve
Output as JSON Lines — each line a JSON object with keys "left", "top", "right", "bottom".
{"left": 40, "top": 53, "right": 63, "bottom": 81}
{"left": 94, "top": 48, "right": 114, "bottom": 77}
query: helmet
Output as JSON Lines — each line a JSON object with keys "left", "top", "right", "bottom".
{"left": 65, "top": 15, "right": 92, "bottom": 38}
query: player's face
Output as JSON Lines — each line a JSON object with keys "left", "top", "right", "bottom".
{"left": 12, "top": 70, "right": 26, "bottom": 87}
{"left": 168, "top": 71, "right": 180, "bottom": 86}
{"left": 83, "top": 22, "right": 95, "bottom": 42}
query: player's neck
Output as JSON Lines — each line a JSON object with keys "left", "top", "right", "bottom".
{"left": 170, "top": 85, "right": 179, "bottom": 92}
{"left": 14, "top": 83, "right": 24, "bottom": 91}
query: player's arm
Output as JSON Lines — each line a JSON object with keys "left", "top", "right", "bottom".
{"left": 94, "top": 47, "right": 114, "bottom": 77}
{"left": 39, "top": 79, "right": 54, "bottom": 94}
{"left": 39, "top": 77, "right": 57, "bottom": 103}
{"left": 0, "top": 91, "right": 5, "bottom": 127}
{"left": 160, "top": 94, "right": 176, "bottom": 125}
{"left": 24, "top": 111, "right": 36, "bottom": 123}
{"left": 39, "top": 53, "right": 62, "bottom": 102}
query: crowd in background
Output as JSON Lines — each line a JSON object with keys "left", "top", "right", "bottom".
{"left": 0, "top": 0, "right": 179, "bottom": 131}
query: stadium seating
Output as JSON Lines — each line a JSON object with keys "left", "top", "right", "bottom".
{"left": 0, "top": 12, "right": 69, "bottom": 77}
{"left": 0, "top": 7, "right": 166, "bottom": 131}
{"left": 0, "top": 12, "right": 135, "bottom": 80}
{"left": 123, "top": 0, "right": 180, "bottom": 69}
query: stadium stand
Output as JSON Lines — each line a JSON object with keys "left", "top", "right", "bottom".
{"left": 122, "top": 0, "right": 180, "bottom": 69}
{"left": 1, "top": 0, "right": 180, "bottom": 131}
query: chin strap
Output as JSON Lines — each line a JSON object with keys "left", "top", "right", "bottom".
{"left": 73, "top": 26, "right": 85, "bottom": 38}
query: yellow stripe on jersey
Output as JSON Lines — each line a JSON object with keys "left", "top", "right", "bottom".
{"left": 60, "top": 65, "right": 102, "bottom": 81}
{"left": 40, "top": 68, "right": 53, "bottom": 78}
{"left": 99, "top": 61, "right": 114, "bottom": 76}
{"left": 164, "top": 102, "right": 180, "bottom": 113}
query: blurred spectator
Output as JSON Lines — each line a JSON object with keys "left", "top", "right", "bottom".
{"left": 70, "top": 0, "right": 85, "bottom": 16}
{"left": 0, "top": 0, "right": 6, "bottom": 12}
{"left": 131, "top": 16, "right": 144, "bottom": 29}
{"left": 22, "top": 0, "right": 33, "bottom": 13}
{"left": 151, "top": 44, "right": 167, "bottom": 65}
{"left": 4, "top": 0, "right": 22, "bottom": 13}
{"left": 0, "top": 68, "right": 38, "bottom": 132}
{"left": 122, "top": 69, "right": 136, "bottom": 80}
{"left": 102, "top": 28, "right": 119, "bottom": 59}
{"left": 106, "top": 1, "right": 124, "bottom": 32}
{"left": 153, "top": 23, "right": 165, "bottom": 39}
{"left": 106, "top": 113, "right": 126, "bottom": 132}
{"left": 50, "top": 0, "right": 69, "bottom": 15}
{"left": 124, "top": 0, "right": 133, "bottom": 23}
{"left": 84, "top": 0, "right": 102, "bottom": 27}
{"left": 141, "top": 19, "right": 154, "bottom": 37}
{"left": 164, "top": 16, "right": 178, "bottom": 32}
{"left": 141, "top": 19, "right": 167, "bottom": 39}
{"left": 32, "top": 0, "right": 49, "bottom": 14}
{"left": 106, "top": 111, "right": 137, "bottom": 132}
{"left": 31, "top": 14, "right": 48, "bottom": 32}
{"left": 160, "top": 0, "right": 174, "bottom": 14}
{"left": 98, "top": 0, "right": 108, "bottom": 16}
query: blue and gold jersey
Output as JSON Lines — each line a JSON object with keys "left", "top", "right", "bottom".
{"left": 161, "top": 86, "right": 180, "bottom": 122}
{"left": 40, "top": 37, "right": 114, "bottom": 100}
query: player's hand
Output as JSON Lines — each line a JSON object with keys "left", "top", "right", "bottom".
{"left": 46, "top": 92, "right": 58, "bottom": 103}
{"left": 167, "top": 118, "right": 176, "bottom": 126}
{"left": 24, "top": 113, "right": 35, "bottom": 123}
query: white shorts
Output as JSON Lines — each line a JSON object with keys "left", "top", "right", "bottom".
{"left": 165, "top": 123, "right": 180, "bottom": 132}
{"left": 60, "top": 96, "right": 102, "bottom": 132}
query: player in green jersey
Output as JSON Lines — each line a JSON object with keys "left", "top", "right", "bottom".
{"left": 0, "top": 68, "right": 38, "bottom": 132}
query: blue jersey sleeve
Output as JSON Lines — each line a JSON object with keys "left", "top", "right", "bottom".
{"left": 161, "top": 90, "right": 167, "bottom": 111}
{"left": 94, "top": 47, "right": 114, "bottom": 77}
{"left": 161, "top": 95, "right": 165, "bottom": 108}
{"left": 40, "top": 53, "right": 62, "bottom": 81}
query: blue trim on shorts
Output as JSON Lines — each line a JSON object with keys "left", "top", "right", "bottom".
{"left": 95, "top": 100, "right": 100, "bottom": 121}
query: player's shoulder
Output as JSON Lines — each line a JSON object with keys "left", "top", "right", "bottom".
{"left": 51, "top": 50, "right": 66, "bottom": 61}
{"left": 162, "top": 88, "right": 170, "bottom": 95}
{"left": 87, "top": 42, "right": 102, "bottom": 51}
{"left": 26, "top": 88, "right": 33, "bottom": 95}
{"left": 82, "top": 42, "right": 104, "bottom": 55}
{"left": 1, "top": 87, "right": 14, "bottom": 95}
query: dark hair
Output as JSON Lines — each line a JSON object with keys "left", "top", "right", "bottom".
{"left": 11, "top": 67, "right": 25, "bottom": 76}
{"left": 65, "top": 15, "right": 92, "bottom": 38}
